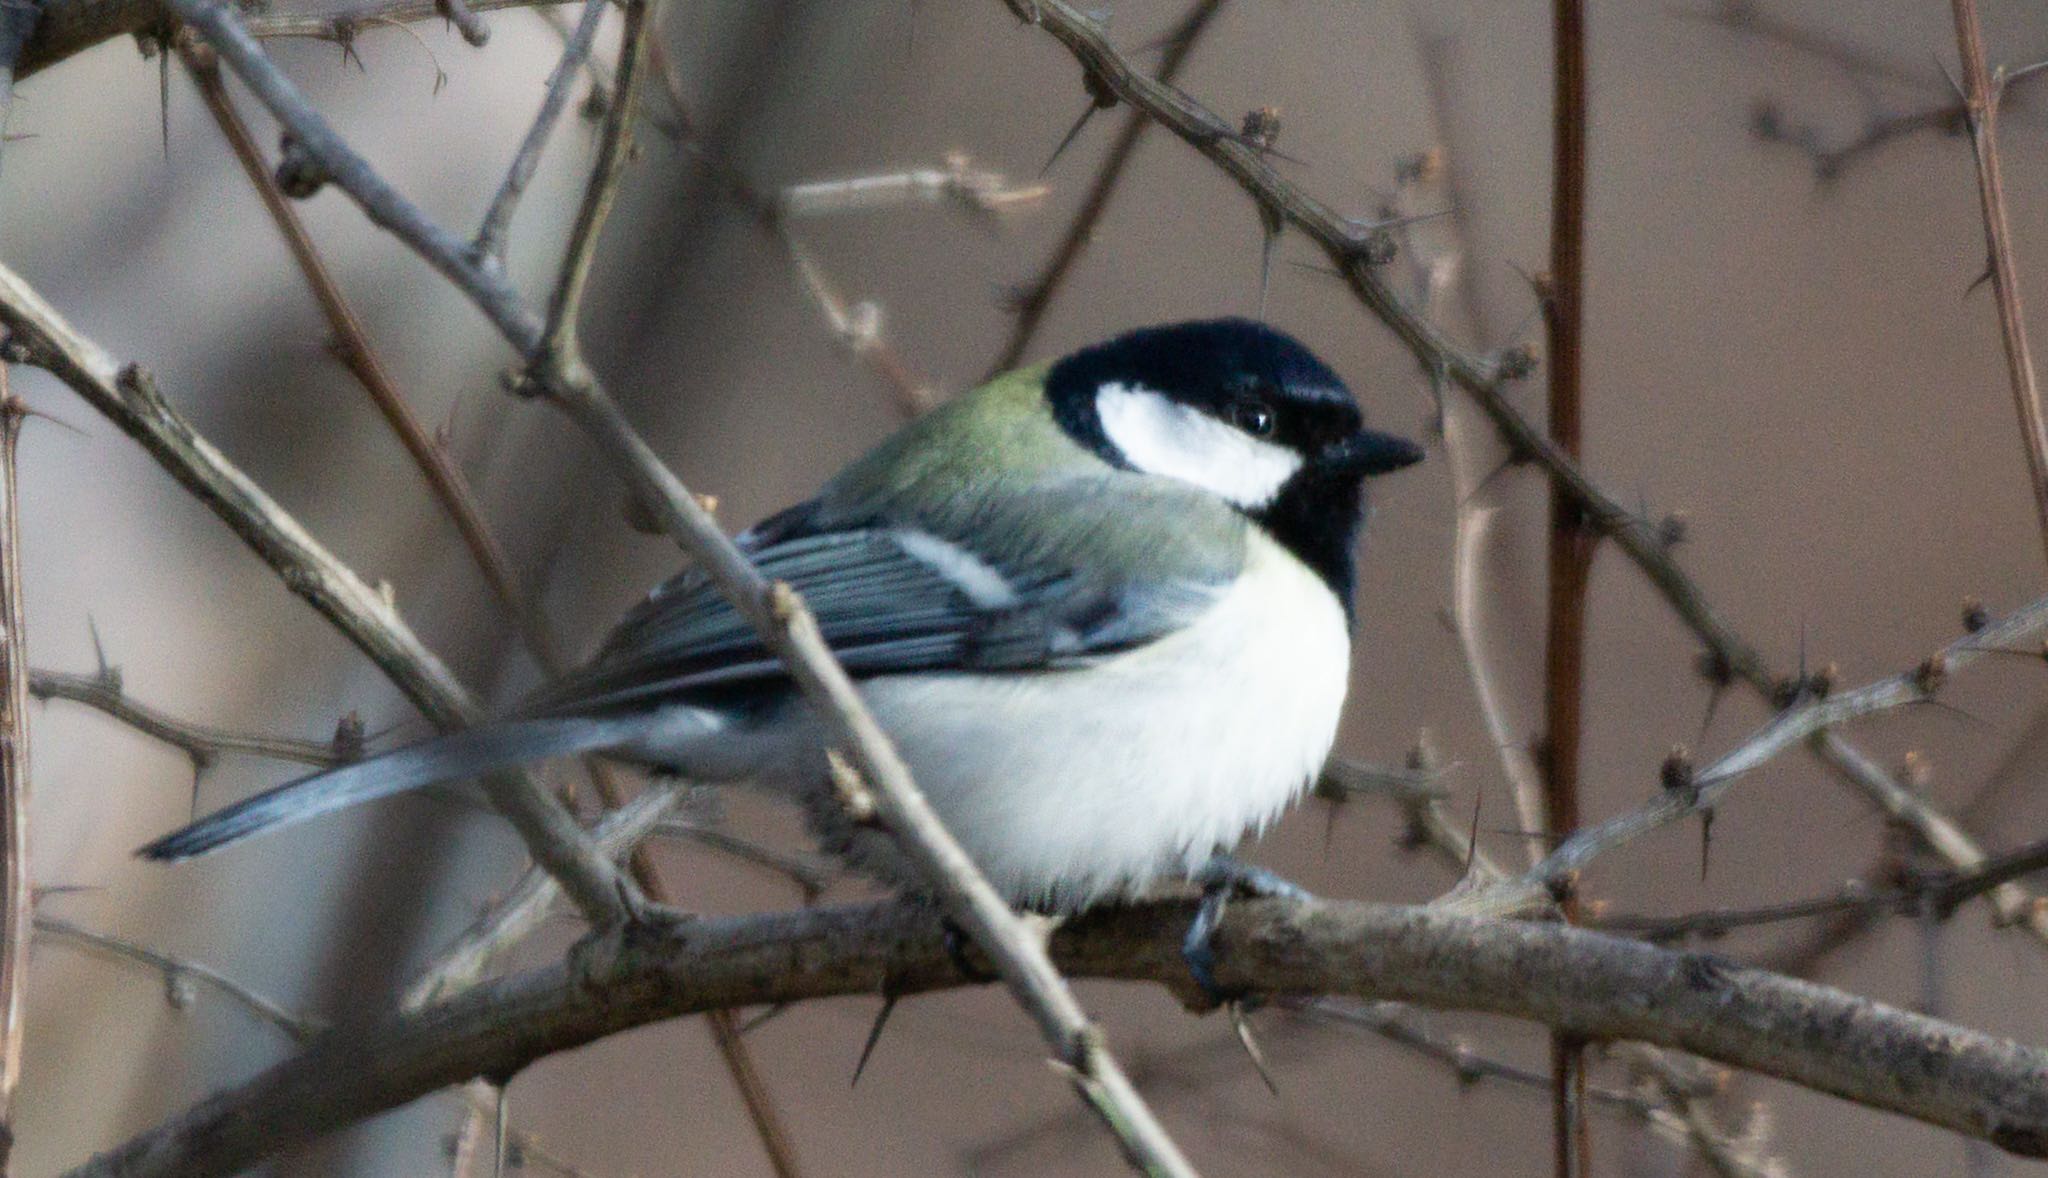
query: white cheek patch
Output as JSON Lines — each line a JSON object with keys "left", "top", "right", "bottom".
{"left": 1095, "top": 382, "right": 1302, "bottom": 508}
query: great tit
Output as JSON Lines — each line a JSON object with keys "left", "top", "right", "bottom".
{"left": 140, "top": 318, "right": 1423, "bottom": 915}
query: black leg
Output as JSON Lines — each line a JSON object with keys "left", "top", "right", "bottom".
{"left": 941, "top": 915, "right": 999, "bottom": 984}
{"left": 1181, "top": 856, "right": 1311, "bottom": 1004}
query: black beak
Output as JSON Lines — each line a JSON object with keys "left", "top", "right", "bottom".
{"left": 1323, "top": 427, "right": 1425, "bottom": 478}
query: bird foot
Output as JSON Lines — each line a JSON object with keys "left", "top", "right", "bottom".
{"left": 1181, "top": 857, "right": 1311, "bottom": 1007}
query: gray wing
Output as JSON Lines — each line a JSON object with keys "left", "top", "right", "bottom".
{"left": 518, "top": 514, "right": 1226, "bottom": 720}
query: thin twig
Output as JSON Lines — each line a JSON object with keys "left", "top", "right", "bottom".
{"left": 0, "top": 261, "right": 633, "bottom": 929}
{"left": 472, "top": 0, "right": 607, "bottom": 265}
{"left": 1596, "top": 833, "right": 2048, "bottom": 942}
{"left": 400, "top": 784, "right": 681, "bottom": 1009}
{"left": 1292, "top": 997, "right": 1651, "bottom": 1114}
{"left": 35, "top": 916, "right": 597, "bottom": 1176}
{"left": 30, "top": 667, "right": 349, "bottom": 769}
{"left": 178, "top": 37, "right": 568, "bottom": 671}
{"left": 535, "top": 0, "right": 646, "bottom": 365}
{"left": 778, "top": 235, "right": 938, "bottom": 416}
{"left": 0, "top": 384, "right": 27, "bottom": 1165}
{"left": 1452, "top": 590, "right": 2048, "bottom": 917}
{"left": 650, "top": 821, "right": 835, "bottom": 901}
{"left": 777, "top": 156, "right": 1047, "bottom": 220}
{"left": 989, "top": 0, "right": 1227, "bottom": 374}
{"left": 63, "top": 895, "right": 2048, "bottom": 1176}
{"left": 18, "top": 0, "right": 583, "bottom": 80}
{"left": 1949, "top": 0, "right": 2048, "bottom": 569}
{"left": 34, "top": 914, "right": 317, "bottom": 1041}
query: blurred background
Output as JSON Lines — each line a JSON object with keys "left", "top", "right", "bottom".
{"left": 4, "top": 0, "right": 2048, "bottom": 1173}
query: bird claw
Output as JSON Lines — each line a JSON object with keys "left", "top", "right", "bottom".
{"left": 941, "top": 916, "right": 999, "bottom": 984}
{"left": 1181, "top": 857, "right": 1310, "bottom": 1006}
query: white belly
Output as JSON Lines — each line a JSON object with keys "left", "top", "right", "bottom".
{"left": 851, "top": 534, "right": 1351, "bottom": 909}
{"left": 630, "top": 532, "right": 1354, "bottom": 909}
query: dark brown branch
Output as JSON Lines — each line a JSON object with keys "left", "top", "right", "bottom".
{"left": 0, "top": 384, "right": 26, "bottom": 1166}
{"left": 64, "top": 896, "right": 2048, "bottom": 1177}
{"left": 1541, "top": 4, "right": 1592, "bottom": 1173}
{"left": 178, "top": 37, "right": 568, "bottom": 672}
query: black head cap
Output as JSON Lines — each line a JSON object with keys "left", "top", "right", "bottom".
{"left": 1044, "top": 318, "right": 1422, "bottom": 610}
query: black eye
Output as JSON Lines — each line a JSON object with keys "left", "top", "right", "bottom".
{"left": 1230, "top": 400, "right": 1275, "bottom": 437}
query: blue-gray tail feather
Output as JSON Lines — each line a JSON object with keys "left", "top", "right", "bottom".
{"left": 137, "top": 717, "right": 645, "bottom": 862}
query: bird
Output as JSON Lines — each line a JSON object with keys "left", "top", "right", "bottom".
{"left": 139, "top": 318, "right": 1422, "bottom": 948}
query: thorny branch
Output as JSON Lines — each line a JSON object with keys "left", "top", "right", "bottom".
{"left": 178, "top": 24, "right": 805, "bottom": 1165}
{"left": 30, "top": 667, "right": 351, "bottom": 773}
{"left": 1454, "top": 589, "right": 2048, "bottom": 917}
{"left": 35, "top": 913, "right": 316, "bottom": 1041}
{"left": 1595, "top": 832, "right": 2048, "bottom": 943}
{"left": 1948, "top": 0, "right": 2048, "bottom": 570}
{"left": 66, "top": 896, "right": 2048, "bottom": 1177}
{"left": 33, "top": 915, "right": 599, "bottom": 1177}
{"left": 990, "top": 0, "right": 1229, "bottom": 374}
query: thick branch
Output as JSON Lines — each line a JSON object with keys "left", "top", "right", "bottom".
{"left": 65, "top": 896, "right": 2048, "bottom": 1176}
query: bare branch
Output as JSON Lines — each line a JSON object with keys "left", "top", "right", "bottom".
{"left": 400, "top": 784, "right": 680, "bottom": 1011}
{"left": 64, "top": 896, "right": 2048, "bottom": 1176}
{"left": 35, "top": 916, "right": 599, "bottom": 1175}
{"left": 1453, "top": 590, "right": 2048, "bottom": 916}
{"left": 990, "top": 0, "right": 1227, "bottom": 374}
{"left": 778, "top": 235, "right": 939, "bottom": 416}
{"left": 472, "top": 0, "right": 607, "bottom": 266}
{"left": 34, "top": 914, "right": 317, "bottom": 1042}
{"left": 1948, "top": 0, "right": 2048, "bottom": 569}
{"left": 776, "top": 155, "right": 1047, "bottom": 221}
{"left": 0, "top": 385, "right": 28, "bottom": 1163}
{"left": 17, "top": 0, "right": 574, "bottom": 81}
{"left": 162, "top": 70, "right": 822, "bottom": 1163}
{"left": 0, "top": 260, "right": 633, "bottom": 928}
{"left": 30, "top": 668, "right": 349, "bottom": 770}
